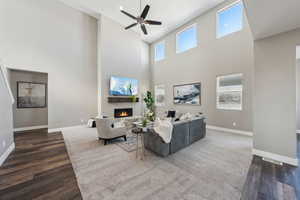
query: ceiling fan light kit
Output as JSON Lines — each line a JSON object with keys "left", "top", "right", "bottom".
{"left": 120, "top": 2, "right": 162, "bottom": 35}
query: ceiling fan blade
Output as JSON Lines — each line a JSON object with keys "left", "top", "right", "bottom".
{"left": 140, "top": 5, "right": 150, "bottom": 19}
{"left": 125, "top": 23, "right": 138, "bottom": 30}
{"left": 121, "top": 10, "right": 137, "bottom": 20}
{"left": 141, "top": 24, "right": 148, "bottom": 35}
{"left": 145, "top": 20, "right": 162, "bottom": 25}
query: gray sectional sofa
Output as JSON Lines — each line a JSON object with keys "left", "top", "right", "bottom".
{"left": 144, "top": 117, "right": 206, "bottom": 157}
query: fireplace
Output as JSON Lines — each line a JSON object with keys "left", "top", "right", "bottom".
{"left": 114, "top": 108, "right": 133, "bottom": 118}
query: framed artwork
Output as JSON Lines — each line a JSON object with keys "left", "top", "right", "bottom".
{"left": 155, "top": 84, "right": 165, "bottom": 106}
{"left": 17, "top": 81, "right": 47, "bottom": 108}
{"left": 216, "top": 73, "right": 243, "bottom": 110}
{"left": 173, "top": 82, "right": 201, "bottom": 105}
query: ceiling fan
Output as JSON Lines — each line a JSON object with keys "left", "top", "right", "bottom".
{"left": 120, "top": 1, "right": 162, "bottom": 35}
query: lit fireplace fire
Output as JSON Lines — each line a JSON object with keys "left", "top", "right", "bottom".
{"left": 118, "top": 112, "right": 129, "bottom": 117}
{"left": 114, "top": 108, "right": 133, "bottom": 118}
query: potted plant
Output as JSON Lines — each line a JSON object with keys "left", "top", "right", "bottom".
{"left": 143, "top": 91, "right": 155, "bottom": 121}
{"left": 130, "top": 95, "right": 137, "bottom": 102}
{"left": 142, "top": 118, "right": 148, "bottom": 132}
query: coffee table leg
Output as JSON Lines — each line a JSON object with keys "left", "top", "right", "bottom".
{"left": 136, "top": 134, "right": 139, "bottom": 159}
{"left": 142, "top": 134, "right": 145, "bottom": 160}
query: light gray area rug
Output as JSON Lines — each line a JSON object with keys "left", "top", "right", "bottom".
{"left": 62, "top": 127, "right": 252, "bottom": 200}
{"left": 115, "top": 133, "right": 137, "bottom": 152}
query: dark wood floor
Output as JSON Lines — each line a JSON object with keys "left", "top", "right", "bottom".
{"left": 241, "top": 135, "right": 300, "bottom": 200}
{"left": 0, "top": 129, "right": 82, "bottom": 200}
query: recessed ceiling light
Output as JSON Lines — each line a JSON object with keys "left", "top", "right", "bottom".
{"left": 119, "top": 6, "right": 123, "bottom": 11}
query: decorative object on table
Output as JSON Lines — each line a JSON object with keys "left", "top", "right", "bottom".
{"left": 87, "top": 118, "right": 96, "bottom": 128}
{"left": 216, "top": 73, "right": 243, "bottom": 110}
{"left": 155, "top": 85, "right": 165, "bottom": 106}
{"left": 143, "top": 91, "right": 155, "bottom": 121}
{"left": 17, "top": 81, "right": 47, "bottom": 108}
{"left": 142, "top": 118, "right": 149, "bottom": 132}
{"left": 173, "top": 82, "right": 201, "bottom": 105}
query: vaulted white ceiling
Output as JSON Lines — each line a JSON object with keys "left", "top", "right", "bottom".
{"left": 243, "top": 0, "right": 300, "bottom": 40}
{"left": 59, "top": 0, "right": 225, "bottom": 43}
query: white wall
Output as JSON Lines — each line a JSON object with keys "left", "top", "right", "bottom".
{"left": 98, "top": 16, "right": 150, "bottom": 117}
{"left": 0, "top": 67, "right": 14, "bottom": 162}
{"left": 0, "top": 0, "right": 98, "bottom": 129}
{"left": 253, "top": 28, "right": 300, "bottom": 163}
{"left": 150, "top": 0, "right": 254, "bottom": 132}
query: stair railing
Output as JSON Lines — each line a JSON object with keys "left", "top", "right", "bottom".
{"left": 0, "top": 60, "right": 15, "bottom": 104}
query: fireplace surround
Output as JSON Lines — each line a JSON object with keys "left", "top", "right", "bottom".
{"left": 114, "top": 108, "right": 133, "bottom": 118}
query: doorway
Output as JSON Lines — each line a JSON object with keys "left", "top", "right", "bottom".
{"left": 8, "top": 69, "right": 48, "bottom": 132}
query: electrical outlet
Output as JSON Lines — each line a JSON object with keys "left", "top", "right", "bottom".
{"left": 2, "top": 140, "right": 6, "bottom": 148}
{"left": 233, "top": 122, "right": 236, "bottom": 127}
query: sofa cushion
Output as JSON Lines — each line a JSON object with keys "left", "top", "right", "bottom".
{"left": 170, "top": 121, "right": 189, "bottom": 154}
{"left": 144, "top": 130, "right": 170, "bottom": 157}
{"left": 189, "top": 118, "right": 205, "bottom": 144}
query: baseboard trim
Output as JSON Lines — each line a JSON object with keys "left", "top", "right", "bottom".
{"left": 252, "top": 149, "right": 298, "bottom": 166}
{"left": 206, "top": 125, "right": 253, "bottom": 136}
{"left": 0, "top": 142, "right": 15, "bottom": 166}
{"left": 47, "top": 128, "right": 61, "bottom": 133}
{"left": 14, "top": 125, "right": 48, "bottom": 132}
{"left": 297, "top": 130, "right": 300, "bottom": 134}
{"left": 48, "top": 125, "right": 85, "bottom": 134}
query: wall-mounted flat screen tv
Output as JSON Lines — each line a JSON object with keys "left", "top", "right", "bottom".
{"left": 110, "top": 76, "right": 138, "bottom": 96}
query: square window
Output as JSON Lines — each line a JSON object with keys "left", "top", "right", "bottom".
{"left": 176, "top": 24, "right": 197, "bottom": 53}
{"left": 154, "top": 41, "right": 165, "bottom": 62}
{"left": 217, "top": 1, "right": 243, "bottom": 38}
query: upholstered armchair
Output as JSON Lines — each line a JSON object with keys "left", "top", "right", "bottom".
{"left": 95, "top": 118, "right": 127, "bottom": 145}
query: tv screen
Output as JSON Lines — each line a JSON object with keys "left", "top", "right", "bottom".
{"left": 110, "top": 76, "right": 138, "bottom": 96}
